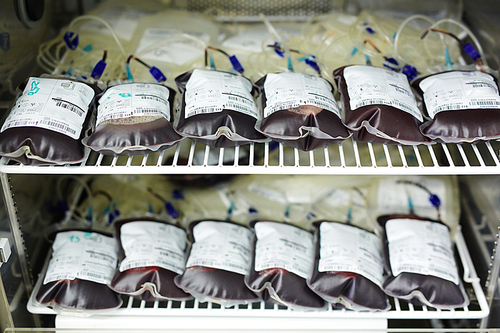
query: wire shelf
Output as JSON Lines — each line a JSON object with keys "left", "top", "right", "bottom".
{"left": 2, "top": 139, "right": 500, "bottom": 175}
{"left": 27, "top": 229, "right": 489, "bottom": 331}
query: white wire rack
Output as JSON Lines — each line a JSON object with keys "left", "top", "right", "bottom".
{"left": 1, "top": 138, "right": 500, "bottom": 175}
{"left": 27, "top": 228, "right": 489, "bottom": 331}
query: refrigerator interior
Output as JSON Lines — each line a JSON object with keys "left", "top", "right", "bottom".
{"left": 1, "top": 0, "right": 500, "bottom": 331}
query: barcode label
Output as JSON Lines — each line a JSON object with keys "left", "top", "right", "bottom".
{"left": 255, "top": 222, "right": 314, "bottom": 280}
{"left": 420, "top": 71, "right": 500, "bottom": 118}
{"left": 54, "top": 99, "right": 85, "bottom": 117}
{"left": 185, "top": 221, "right": 253, "bottom": 275}
{"left": 0, "top": 78, "right": 93, "bottom": 139}
{"left": 119, "top": 222, "right": 186, "bottom": 275}
{"left": 263, "top": 72, "right": 340, "bottom": 118}
{"left": 344, "top": 66, "right": 422, "bottom": 121}
{"left": 184, "top": 69, "right": 258, "bottom": 119}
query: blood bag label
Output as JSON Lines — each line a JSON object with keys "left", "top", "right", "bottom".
{"left": 254, "top": 222, "right": 314, "bottom": 279}
{"left": 44, "top": 231, "right": 118, "bottom": 285}
{"left": 184, "top": 69, "right": 258, "bottom": 119}
{"left": 419, "top": 71, "right": 500, "bottom": 118}
{"left": 136, "top": 28, "right": 209, "bottom": 66}
{"left": 119, "top": 221, "right": 186, "bottom": 274}
{"left": 1, "top": 78, "right": 94, "bottom": 139}
{"left": 97, "top": 83, "right": 171, "bottom": 126}
{"left": 344, "top": 66, "right": 422, "bottom": 122}
{"left": 319, "top": 222, "right": 384, "bottom": 288}
{"left": 386, "top": 219, "right": 459, "bottom": 284}
{"left": 186, "top": 221, "right": 253, "bottom": 275}
{"left": 263, "top": 72, "right": 340, "bottom": 118}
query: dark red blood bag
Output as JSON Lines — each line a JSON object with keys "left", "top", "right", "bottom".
{"left": 0, "top": 77, "right": 101, "bottom": 165}
{"left": 245, "top": 221, "right": 326, "bottom": 311}
{"left": 255, "top": 72, "right": 350, "bottom": 151}
{"left": 84, "top": 82, "right": 182, "bottom": 155}
{"left": 174, "top": 69, "right": 267, "bottom": 148}
{"left": 378, "top": 214, "right": 468, "bottom": 309}
{"left": 307, "top": 221, "right": 389, "bottom": 311}
{"left": 36, "top": 231, "right": 122, "bottom": 312}
{"left": 174, "top": 220, "right": 258, "bottom": 306}
{"left": 110, "top": 218, "right": 191, "bottom": 301}
{"left": 413, "top": 71, "right": 500, "bottom": 143}
{"left": 334, "top": 65, "right": 428, "bottom": 145}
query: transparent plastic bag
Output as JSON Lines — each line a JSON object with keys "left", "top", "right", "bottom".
{"left": 334, "top": 65, "right": 428, "bottom": 145}
{"left": 255, "top": 72, "right": 350, "bottom": 151}
{"left": 378, "top": 215, "right": 469, "bottom": 309}
{"left": 307, "top": 221, "right": 389, "bottom": 311}
{"left": 175, "top": 69, "right": 268, "bottom": 148}
{"left": 110, "top": 218, "right": 191, "bottom": 301}
{"left": 0, "top": 76, "right": 102, "bottom": 165}
{"left": 413, "top": 71, "right": 500, "bottom": 143}
{"left": 244, "top": 221, "right": 326, "bottom": 311}
{"left": 174, "top": 220, "right": 258, "bottom": 307}
{"left": 84, "top": 81, "right": 182, "bottom": 155}
{"left": 35, "top": 231, "right": 122, "bottom": 314}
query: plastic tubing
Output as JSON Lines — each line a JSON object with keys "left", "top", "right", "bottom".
{"left": 426, "top": 18, "right": 488, "bottom": 69}
{"left": 68, "top": 15, "right": 127, "bottom": 57}
{"left": 393, "top": 15, "right": 437, "bottom": 68}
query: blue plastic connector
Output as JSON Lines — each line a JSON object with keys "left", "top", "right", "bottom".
{"left": 91, "top": 60, "right": 107, "bottom": 79}
{"left": 365, "top": 27, "right": 376, "bottom": 34}
{"left": 273, "top": 42, "right": 284, "bottom": 57}
{"left": 164, "top": 202, "right": 179, "bottom": 219}
{"left": 429, "top": 194, "right": 441, "bottom": 208}
{"left": 402, "top": 65, "right": 418, "bottom": 81}
{"left": 350, "top": 47, "right": 359, "bottom": 57}
{"left": 108, "top": 208, "right": 120, "bottom": 224}
{"left": 444, "top": 48, "right": 453, "bottom": 67}
{"left": 83, "top": 44, "right": 93, "bottom": 52}
{"left": 229, "top": 55, "right": 244, "bottom": 73}
{"left": 463, "top": 43, "right": 481, "bottom": 60}
{"left": 126, "top": 64, "right": 134, "bottom": 81}
{"left": 149, "top": 66, "right": 167, "bottom": 82}
{"left": 249, "top": 207, "right": 258, "bottom": 213}
{"left": 172, "top": 189, "right": 184, "bottom": 200}
{"left": 63, "top": 32, "right": 79, "bottom": 50}
{"left": 385, "top": 57, "right": 399, "bottom": 66}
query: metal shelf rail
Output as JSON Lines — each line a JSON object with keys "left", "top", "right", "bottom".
{"left": 27, "top": 228, "right": 489, "bottom": 330}
{"left": 1, "top": 139, "right": 500, "bottom": 175}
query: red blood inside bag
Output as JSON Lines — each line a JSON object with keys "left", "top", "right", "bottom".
{"left": 255, "top": 72, "right": 350, "bottom": 151}
{"left": 378, "top": 214, "right": 468, "bottom": 309}
{"left": 174, "top": 220, "right": 258, "bottom": 306}
{"left": 175, "top": 69, "right": 267, "bottom": 148}
{"left": 307, "top": 221, "right": 389, "bottom": 311}
{"left": 110, "top": 218, "right": 191, "bottom": 301}
{"left": 245, "top": 221, "right": 326, "bottom": 310}
{"left": 85, "top": 83, "right": 182, "bottom": 155}
{"left": 36, "top": 231, "right": 121, "bottom": 311}
{"left": 334, "top": 65, "right": 428, "bottom": 145}
{"left": 413, "top": 71, "right": 500, "bottom": 143}
{"left": 0, "top": 77, "right": 101, "bottom": 165}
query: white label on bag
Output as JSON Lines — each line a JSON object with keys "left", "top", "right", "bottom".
{"left": 184, "top": 69, "right": 258, "bottom": 119}
{"left": 136, "top": 28, "right": 209, "bottom": 65}
{"left": 263, "top": 72, "right": 340, "bottom": 118}
{"left": 97, "top": 83, "right": 170, "bottom": 126}
{"left": 44, "top": 231, "right": 117, "bottom": 285}
{"left": 386, "top": 219, "right": 459, "bottom": 284}
{"left": 119, "top": 221, "right": 186, "bottom": 274}
{"left": 254, "top": 222, "right": 314, "bottom": 279}
{"left": 1, "top": 78, "right": 94, "bottom": 139}
{"left": 186, "top": 221, "right": 253, "bottom": 275}
{"left": 419, "top": 71, "right": 500, "bottom": 118}
{"left": 81, "top": 7, "right": 147, "bottom": 41}
{"left": 344, "top": 66, "right": 422, "bottom": 122}
{"left": 319, "top": 223, "right": 384, "bottom": 288}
